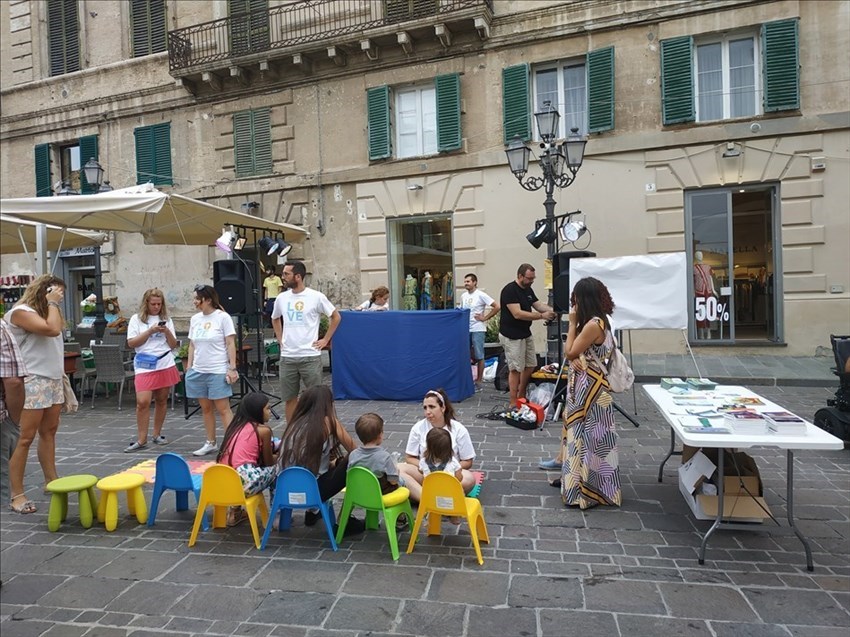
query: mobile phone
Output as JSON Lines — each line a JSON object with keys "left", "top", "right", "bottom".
{"left": 47, "top": 286, "right": 54, "bottom": 293}
{"left": 158, "top": 321, "right": 166, "bottom": 326}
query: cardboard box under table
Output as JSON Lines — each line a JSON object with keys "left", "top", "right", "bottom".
{"left": 644, "top": 384, "right": 843, "bottom": 571}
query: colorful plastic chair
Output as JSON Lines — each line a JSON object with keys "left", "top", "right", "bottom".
{"left": 335, "top": 466, "right": 413, "bottom": 561}
{"left": 45, "top": 474, "right": 99, "bottom": 532}
{"left": 96, "top": 472, "right": 148, "bottom": 531}
{"left": 148, "top": 453, "right": 207, "bottom": 530}
{"left": 261, "top": 467, "right": 337, "bottom": 551}
{"left": 188, "top": 464, "right": 269, "bottom": 549}
{"left": 406, "top": 471, "right": 490, "bottom": 565}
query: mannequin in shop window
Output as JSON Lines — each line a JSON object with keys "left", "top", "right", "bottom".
{"left": 443, "top": 272, "right": 453, "bottom": 309}
{"left": 402, "top": 274, "right": 418, "bottom": 311}
{"left": 693, "top": 251, "right": 717, "bottom": 339}
{"left": 420, "top": 271, "right": 433, "bottom": 311}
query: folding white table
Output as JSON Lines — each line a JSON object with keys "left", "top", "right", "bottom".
{"left": 645, "top": 384, "right": 844, "bottom": 571}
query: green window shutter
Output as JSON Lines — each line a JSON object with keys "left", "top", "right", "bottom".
{"left": 229, "top": 0, "right": 269, "bottom": 56}
{"left": 234, "top": 109, "right": 272, "bottom": 177}
{"left": 587, "top": 47, "right": 615, "bottom": 132}
{"left": 35, "top": 144, "right": 52, "bottom": 197}
{"left": 78, "top": 135, "right": 99, "bottom": 194}
{"left": 435, "top": 73, "right": 461, "bottom": 152}
{"left": 762, "top": 19, "right": 800, "bottom": 112}
{"left": 660, "top": 36, "right": 694, "bottom": 125}
{"left": 367, "top": 85, "right": 391, "bottom": 160}
{"left": 47, "top": 0, "right": 80, "bottom": 76}
{"left": 252, "top": 108, "right": 273, "bottom": 175}
{"left": 135, "top": 126, "right": 154, "bottom": 184}
{"left": 131, "top": 0, "right": 167, "bottom": 57}
{"left": 502, "top": 64, "right": 530, "bottom": 144}
{"left": 152, "top": 122, "right": 173, "bottom": 186}
{"left": 233, "top": 111, "right": 253, "bottom": 177}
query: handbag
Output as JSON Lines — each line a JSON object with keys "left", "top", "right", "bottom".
{"left": 135, "top": 350, "right": 172, "bottom": 370}
{"left": 62, "top": 374, "right": 79, "bottom": 413}
{"left": 588, "top": 333, "right": 635, "bottom": 393}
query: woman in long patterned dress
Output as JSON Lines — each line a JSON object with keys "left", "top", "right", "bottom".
{"left": 561, "top": 277, "right": 622, "bottom": 509}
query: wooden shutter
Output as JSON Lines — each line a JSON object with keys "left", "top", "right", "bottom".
{"left": 587, "top": 47, "right": 615, "bottom": 133}
{"left": 502, "top": 64, "right": 530, "bottom": 144}
{"left": 152, "top": 123, "right": 173, "bottom": 186}
{"left": 35, "top": 144, "right": 52, "bottom": 197}
{"left": 78, "top": 135, "right": 99, "bottom": 194}
{"left": 367, "top": 85, "right": 391, "bottom": 161}
{"left": 762, "top": 19, "right": 800, "bottom": 112}
{"left": 233, "top": 111, "right": 253, "bottom": 177}
{"left": 252, "top": 108, "right": 272, "bottom": 175}
{"left": 435, "top": 73, "right": 462, "bottom": 152}
{"left": 229, "top": 0, "right": 269, "bottom": 56}
{"left": 135, "top": 126, "right": 154, "bottom": 184}
{"left": 132, "top": 0, "right": 167, "bottom": 57}
{"left": 47, "top": 0, "right": 80, "bottom": 76}
{"left": 660, "top": 36, "right": 694, "bottom": 125}
{"left": 234, "top": 109, "right": 272, "bottom": 177}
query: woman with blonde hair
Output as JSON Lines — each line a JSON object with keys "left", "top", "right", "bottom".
{"left": 124, "top": 288, "right": 180, "bottom": 452}
{"left": 4, "top": 274, "right": 66, "bottom": 513}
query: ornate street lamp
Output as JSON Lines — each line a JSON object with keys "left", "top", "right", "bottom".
{"left": 79, "top": 158, "right": 110, "bottom": 338}
{"left": 82, "top": 157, "right": 104, "bottom": 191}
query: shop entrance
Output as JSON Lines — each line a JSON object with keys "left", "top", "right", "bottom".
{"left": 387, "top": 213, "right": 454, "bottom": 311}
{"left": 685, "top": 185, "right": 783, "bottom": 344}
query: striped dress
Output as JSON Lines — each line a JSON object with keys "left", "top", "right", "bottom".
{"left": 561, "top": 319, "right": 622, "bottom": 509}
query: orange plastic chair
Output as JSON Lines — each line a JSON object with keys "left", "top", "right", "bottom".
{"left": 188, "top": 464, "right": 269, "bottom": 549}
{"left": 406, "top": 471, "right": 490, "bottom": 565}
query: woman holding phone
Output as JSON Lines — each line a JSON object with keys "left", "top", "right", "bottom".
{"left": 124, "top": 288, "right": 180, "bottom": 452}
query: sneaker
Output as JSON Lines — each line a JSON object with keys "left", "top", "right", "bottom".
{"left": 475, "top": 384, "right": 484, "bottom": 393}
{"left": 304, "top": 509, "right": 320, "bottom": 527}
{"left": 334, "top": 516, "right": 366, "bottom": 538}
{"left": 538, "top": 458, "right": 561, "bottom": 470}
{"left": 124, "top": 440, "right": 146, "bottom": 453}
{"left": 152, "top": 435, "right": 168, "bottom": 445}
{"left": 192, "top": 441, "right": 217, "bottom": 456}
{"left": 395, "top": 513, "right": 409, "bottom": 531}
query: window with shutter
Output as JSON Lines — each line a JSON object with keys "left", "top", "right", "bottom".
{"left": 134, "top": 123, "right": 172, "bottom": 185}
{"left": 503, "top": 64, "right": 530, "bottom": 143}
{"left": 762, "top": 19, "right": 799, "bottom": 112}
{"left": 533, "top": 62, "right": 587, "bottom": 138}
{"left": 660, "top": 36, "right": 695, "bottom": 125}
{"left": 35, "top": 144, "right": 52, "bottom": 197}
{"left": 367, "top": 86, "right": 392, "bottom": 160}
{"left": 47, "top": 0, "right": 80, "bottom": 76}
{"left": 229, "top": 0, "right": 270, "bottom": 56}
{"left": 79, "top": 135, "right": 99, "bottom": 194}
{"left": 435, "top": 73, "right": 461, "bottom": 152}
{"left": 131, "top": 0, "right": 167, "bottom": 57}
{"left": 233, "top": 108, "right": 273, "bottom": 177}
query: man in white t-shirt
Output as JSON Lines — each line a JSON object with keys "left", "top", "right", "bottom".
{"left": 271, "top": 261, "right": 341, "bottom": 425}
{"left": 460, "top": 274, "right": 500, "bottom": 391}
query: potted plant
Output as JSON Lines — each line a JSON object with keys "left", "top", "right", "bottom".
{"left": 484, "top": 314, "right": 503, "bottom": 357}
{"left": 177, "top": 342, "right": 190, "bottom": 370}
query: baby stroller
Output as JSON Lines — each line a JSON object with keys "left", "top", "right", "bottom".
{"left": 813, "top": 334, "right": 850, "bottom": 448}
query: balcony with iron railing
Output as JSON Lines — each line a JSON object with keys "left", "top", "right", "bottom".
{"left": 168, "top": 0, "right": 493, "bottom": 87}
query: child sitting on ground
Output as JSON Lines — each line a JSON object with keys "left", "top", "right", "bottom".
{"left": 348, "top": 412, "right": 404, "bottom": 494}
{"left": 419, "top": 427, "right": 464, "bottom": 482}
{"left": 217, "top": 392, "right": 279, "bottom": 527}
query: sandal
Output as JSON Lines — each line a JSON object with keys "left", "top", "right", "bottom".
{"left": 9, "top": 494, "right": 37, "bottom": 514}
{"left": 549, "top": 478, "right": 562, "bottom": 489}
{"left": 226, "top": 507, "right": 247, "bottom": 527}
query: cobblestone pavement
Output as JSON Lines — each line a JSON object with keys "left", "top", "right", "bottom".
{"left": 1, "top": 380, "right": 848, "bottom": 637}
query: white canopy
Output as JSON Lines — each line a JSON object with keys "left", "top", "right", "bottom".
{"left": 1, "top": 214, "right": 108, "bottom": 254}
{"left": 0, "top": 184, "right": 308, "bottom": 246}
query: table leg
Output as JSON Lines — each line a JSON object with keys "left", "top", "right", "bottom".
{"left": 658, "top": 427, "right": 676, "bottom": 483}
{"left": 699, "top": 448, "right": 725, "bottom": 565}
{"left": 785, "top": 450, "right": 814, "bottom": 571}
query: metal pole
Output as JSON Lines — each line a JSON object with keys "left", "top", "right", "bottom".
{"left": 542, "top": 149, "right": 560, "bottom": 363}
{"left": 92, "top": 246, "right": 108, "bottom": 339}
{"left": 35, "top": 223, "right": 48, "bottom": 275}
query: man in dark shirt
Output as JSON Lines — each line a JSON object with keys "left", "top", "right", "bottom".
{"left": 499, "top": 264, "right": 557, "bottom": 408}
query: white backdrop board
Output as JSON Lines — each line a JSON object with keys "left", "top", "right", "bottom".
{"left": 569, "top": 252, "right": 688, "bottom": 330}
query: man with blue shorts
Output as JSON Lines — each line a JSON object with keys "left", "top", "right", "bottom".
{"left": 460, "top": 274, "right": 500, "bottom": 392}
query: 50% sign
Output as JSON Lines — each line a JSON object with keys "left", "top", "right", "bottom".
{"left": 695, "top": 297, "right": 730, "bottom": 322}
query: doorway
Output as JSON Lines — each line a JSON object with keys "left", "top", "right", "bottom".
{"left": 685, "top": 184, "right": 782, "bottom": 344}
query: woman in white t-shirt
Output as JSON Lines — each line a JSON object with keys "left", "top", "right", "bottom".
{"left": 185, "top": 284, "right": 238, "bottom": 457}
{"left": 5, "top": 274, "right": 67, "bottom": 514}
{"left": 124, "top": 288, "right": 180, "bottom": 452}
{"left": 397, "top": 388, "right": 476, "bottom": 502}
{"left": 355, "top": 286, "right": 390, "bottom": 311}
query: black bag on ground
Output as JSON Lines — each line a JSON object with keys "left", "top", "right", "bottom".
{"left": 495, "top": 353, "right": 509, "bottom": 392}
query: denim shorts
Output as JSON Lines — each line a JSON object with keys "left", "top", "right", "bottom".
{"left": 469, "top": 332, "right": 486, "bottom": 361}
{"left": 184, "top": 368, "right": 233, "bottom": 400}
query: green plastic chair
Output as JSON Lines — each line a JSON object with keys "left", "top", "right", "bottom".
{"left": 335, "top": 466, "right": 413, "bottom": 561}
{"left": 45, "top": 474, "right": 99, "bottom": 532}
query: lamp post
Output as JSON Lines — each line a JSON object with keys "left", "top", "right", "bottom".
{"left": 79, "top": 158, "right": 109, "bottom": 339}
{"left": 505, "top": 101, "right": 587, "bottom": 360}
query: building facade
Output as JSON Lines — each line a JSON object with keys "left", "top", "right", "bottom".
{"left": 1, "top": 0, "right": 848, "bottom": 355}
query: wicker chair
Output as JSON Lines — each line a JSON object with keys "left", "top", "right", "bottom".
{"left": 65, "top": 341, "right": 96, "bottom": 398}
{"left": 90, "top": 344, "right": 135, "bottom": 410}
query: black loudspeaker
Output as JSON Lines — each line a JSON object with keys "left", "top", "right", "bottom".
{"left": 552, "top": 250, "right": 596, "bottom": 313}
{"left": 213, "top": 259, "right": 256, "bottom": 315}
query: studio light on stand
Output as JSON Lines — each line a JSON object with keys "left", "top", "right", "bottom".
{"left": 526, "top": 220, "right": 556, "bottom": 249}
{"left": 259, "top": 236, "right": 293, "bottom": 258}
{"left": 559, "top": 214, "right": 591, "bottom": 249}
{"left": 216, "top": 226, "right": 237, "bottom": 252}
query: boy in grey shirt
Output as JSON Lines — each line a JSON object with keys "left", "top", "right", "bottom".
{"left": 348, "top": 413, "right": 404, "bottom": 495}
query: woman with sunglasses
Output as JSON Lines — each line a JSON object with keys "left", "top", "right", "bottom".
{"left": 185, "top": 285, "right": 238, "bottom": 456}
{"left": 397, "top": 388, "right": 476, "bottom": 502}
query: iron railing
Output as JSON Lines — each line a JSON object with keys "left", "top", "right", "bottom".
{"left": 168, "top": 0, "right": 493, "bottom": 73}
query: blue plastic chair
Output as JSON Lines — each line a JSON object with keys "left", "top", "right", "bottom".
{"left": 148, "top": 452, "right": 208, "bottom": 530}
{"left": 260, "top": 467, "right": 337, "bottom": 551}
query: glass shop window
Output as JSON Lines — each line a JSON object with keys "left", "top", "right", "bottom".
{"left": 387, "top": 214, "right": 454, "bottom": 311}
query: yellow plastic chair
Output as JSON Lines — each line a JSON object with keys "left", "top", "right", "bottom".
{"left": 406, "top": 471, "right": 490, "bottom": 565}
{"left": 188, "top": 464, "right": 269, "bottom": 549}
{"left": 335, "top": 466, "right": 413, "bottom": 561}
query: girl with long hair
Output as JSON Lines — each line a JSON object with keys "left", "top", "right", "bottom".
{"left": 185, "top": 284, "right": 238, "bottom": 457}
{"left": 355, "top": 286, "right": 390, "bottom": 311}
{"left": 124, "top": 288, "right": 180, "bottom": 452}
{"left": 5, "top": 274, "right": 66, "bottom": 514}
{"left": 560, "top": 276, "right": 622, "bottom": 509}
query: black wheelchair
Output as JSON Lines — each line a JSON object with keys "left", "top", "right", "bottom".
{"left": 813, "top": 334, "right": 850, "bottom": 447}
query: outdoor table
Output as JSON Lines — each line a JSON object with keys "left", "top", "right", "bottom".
{"left": 645, "top": 384, "right": 843, "bottom": 571}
